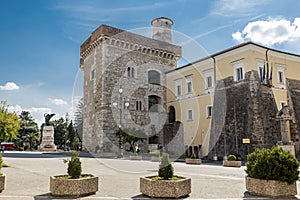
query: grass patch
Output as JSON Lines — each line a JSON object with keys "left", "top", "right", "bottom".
{"left": 55, "top": 174, "right": 94, "bottom": 179}
{"left": 150, "top": 176, "right": 184, "bottom": 181}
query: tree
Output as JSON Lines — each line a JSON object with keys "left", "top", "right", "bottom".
{"left": 17, "top": 111, "right": 40, "bottom": 150}
{"left": 116, "top": 128, "right": 146, "bottom": 146}
{"left": 74, "top": 98, "right": 83, "bottom": 141}
{"left": 53, "top": 117, "right": 67, "bottom": 149}
{"left": 0, "top": 101, "right": 20, "bottom": 143}
{"left": 67, "top": 121, "right": 81, "bottom": 150}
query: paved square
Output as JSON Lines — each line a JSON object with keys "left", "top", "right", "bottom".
{"left": 1, "top": 151, "right": 300, "bottom": 199}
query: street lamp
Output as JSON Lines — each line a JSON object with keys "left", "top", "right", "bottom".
{"left": 114, "top": 88, "right": 130, "bottom": 158}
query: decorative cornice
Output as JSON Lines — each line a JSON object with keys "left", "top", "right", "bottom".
{"left": 80, "top": 35, "right": 178, "bottom": 61}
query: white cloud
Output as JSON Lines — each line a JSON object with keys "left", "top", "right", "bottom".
{"left": 7, "top": 104, "right": 22, "bottom": 114}
{"left": 30, "top": 107, "right": 52, "bottom": 114}
{"left": 232, "top": 18, "right": 300, "bottom": 46}
{"left": 211, "top": 0, "right": 269, "bottom": 17}
{"left": 49, "top": 98, "right": 68, "bottom": 105}
{"left": 0, "top": 82, "right": 20, "bottom": 91}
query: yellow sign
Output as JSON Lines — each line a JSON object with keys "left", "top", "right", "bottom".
{"left": 243, "top": 138, "right": 250, "bottom": 144}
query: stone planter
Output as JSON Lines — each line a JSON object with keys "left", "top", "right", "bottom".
{"left": 245, "top": 176, "right": 297, "bottom": 197}
{"left": 223, "top": 160, "right": 242, "bottom": 167}
{"left": 50, "top": 175, "right": 98, "bottom": 197}
{"left": 140, "top": 176, "right": 191, "bottom": 198}
{"left": 151, "top": 156, "right": 161, "bottom": 162}
{"left": 130, "top": 155, "right": 142, "bottom": 160}
{"left": 185, "top": 158, "right": 201, "bottom": 165}
{"left": 0, "top": 175, "right": 5, "bottom": 193}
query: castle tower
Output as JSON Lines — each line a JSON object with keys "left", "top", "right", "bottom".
{"left": 151, "top": 17, "right": 173, "bottom": 44}
{"left": 80, "top": 19, "right": 182, "bottom": 155}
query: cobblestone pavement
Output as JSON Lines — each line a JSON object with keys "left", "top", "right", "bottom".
{"left": 1, "top": 151, "right": 300, "bottom": 200}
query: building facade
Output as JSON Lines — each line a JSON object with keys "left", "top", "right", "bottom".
{"left": 80, "top": 18, "right": 183, "bottom": 155}
{"left": 81, "top": 18, "right": 300, "bottom": 159}
{"left": 167, "top": 42, "right": 300, "bottom": 159}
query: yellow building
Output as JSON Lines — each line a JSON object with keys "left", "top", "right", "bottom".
{"left": 167, "top": 42, "right": 300, "bottom": 159}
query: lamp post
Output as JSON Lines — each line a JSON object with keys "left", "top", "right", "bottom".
{"left": 115, "top": 88, "right": 130, "bottom": 158}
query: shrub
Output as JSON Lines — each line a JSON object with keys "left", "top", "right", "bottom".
{"left": 227, "top": 154, "right": 237, "bottom": 161}
{"left": 64, "top": 151, "right": 82, "bottom": 179}
{"left": 191, "top": 152, "right": 197, "bottom": 159}
{"left": 0, "top": 154, "right": 2, "bottom": 172}
{"left": 246, "top": 146, "right": 299, "bottom": 184}
{"left": 158, "top": 153, "right": 174, "bottom": 180}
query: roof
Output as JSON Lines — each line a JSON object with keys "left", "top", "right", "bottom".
{"left": 80, "top": 24, "right": 181, "bottom": 56}
{"left": 174, "top": 42, "right": 300, "bottom": 71}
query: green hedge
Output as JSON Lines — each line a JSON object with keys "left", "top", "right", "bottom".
{"left": 246, "top": 146, "right": 299, "bottom": 184}
{"left": 227, "top": 154, "right": 237, "bottom": 161}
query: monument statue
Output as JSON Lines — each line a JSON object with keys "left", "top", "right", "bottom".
{"left": 44, "top": 113, "right": 55, "bottom": 126}
{"left": 39, "top": 113, "right": 57, "bottom": 151}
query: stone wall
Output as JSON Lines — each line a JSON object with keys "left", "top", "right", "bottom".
{"left": 162, "top": 121, "right": 185, "bottom": 157}
{"left": 82, "top": 36, "right": 179, "bottom": 154}
{"left": 287, "top": 79, "right": 300, "bottom": 155}
{"left": 208, "top": 71, "right": 281, "bottom": 160}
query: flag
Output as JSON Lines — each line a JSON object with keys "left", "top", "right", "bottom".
{"left": 270, "top": 64, "right": 273, "bottom": 80}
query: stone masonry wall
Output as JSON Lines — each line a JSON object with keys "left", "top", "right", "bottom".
{"left": 287, "top": 79, "right": 300, "bottom": 155}
{"left": 208, "top": 71, "right": 281, "bottom": 160}
{"left": 83, "top": 38, "right": 179, "bottom": 154}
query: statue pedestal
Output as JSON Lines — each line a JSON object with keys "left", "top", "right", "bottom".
{"left": 39, "top": 126, "right": 57, "bottom": 151}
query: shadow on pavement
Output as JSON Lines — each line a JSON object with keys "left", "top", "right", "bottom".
{"left": 131, "top": 194, "right": 150, "bottom": 199}
{"left": 243, "top": 191, "right": 299, "bottom": 199}
{"left": 34, "top": 193, "right": 77, "bottom": 199}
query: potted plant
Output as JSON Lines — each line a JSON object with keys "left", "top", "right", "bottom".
{"left": 223, "top": 154, "right": 242, "bottom": 167}
{"left": 0, "top": 154, "right": 5, "bottom": 193}
{"left": 185, "top": 151, "right": 201, "bottom": 165}
{"left": 245, "top": 146, "right": 299, "bottom": 197}
{"left": 50, "top": 151, "right": 98, "bottom": 197}
{"left": 150, "top": 150, "right": 161, "bottom": 162}
{"left": 140, "top": 153, "right": 191, "bottom": 198}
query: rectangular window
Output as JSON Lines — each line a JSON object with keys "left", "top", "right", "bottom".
{"left": 185, "top": 75, "right": 192, "bottom": 94}
{"left": 187, "top": 82, "right": 192, "bottom": 93}
{"left": 233, "top": 59, "right": 245, "bottom": 81}
{"left": 259, "top": 66, "right": 264, "bottom": 82}
{"left": 236, "top": 67, "right": 244, "bottom": 81}
{"left": 278, "top": 71, "right": 284, "bottom": 83}
{"left": 176, "top": 85, "right": 182, "bottom": 96}
{"left": 174, "top": 79, "right": 182, "bottom": 98}
{"left": 206, "top": 76, "right": 212, "bottom": 88}
{"left": 207, "top": 106, "right": 212, "bottom": 118}
{"left": 136, "top": 101, "right": 142, "bottom": 110}
{"left": 90, "top": 69, "right": 95, "bottom": 80}
{"left": 187, "top": 109, "right": 193, "bottom": 121}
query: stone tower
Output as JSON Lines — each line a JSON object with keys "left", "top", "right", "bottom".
{"left": 151, "top": 17, "right": 173, "bottom": 44}
{"left": 80, "top": 18, "right": 181, "bottom": 154}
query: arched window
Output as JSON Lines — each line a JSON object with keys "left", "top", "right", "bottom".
{"left": 169, "top": 106, "right": 176, "bottom": 123}
{"left": 149, "top": 95, "right": 161, "bottom": 112}
{"left": 127, "top": 67, "right": 131, "bottom": 77}
{"left": 148, "top": 70, "right": 160, "bottom": 85}
{"left": 125, "top": 61, "right": 136, "bottom": 78}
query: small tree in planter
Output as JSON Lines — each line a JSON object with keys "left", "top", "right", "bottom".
{"left": 50, "top": 151, "right": 98, "bottom": 197}
{"left": 185, "top": 151, "right": 201, "bottom": 165}
{"left": 223, "top": 154, "right": 241, "bottom": 167}
{"left": 0, "top": 154, "right": 5, "bottom": 193}
{"left": 245, "top": 146, "right": 299, "bottom": 197}
{"left": 140, "top": 153, "right": 191, "bottom": 198}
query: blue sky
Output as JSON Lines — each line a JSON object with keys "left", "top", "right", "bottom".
{"left": 0, "top": 0, "right": 299, "bottom": 125}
